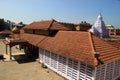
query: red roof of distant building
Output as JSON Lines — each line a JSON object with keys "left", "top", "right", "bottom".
{"left": 23, "top": 19, "right": 73, "bottom": 31}
{"left": 0, "top": 29, "right": 11, "bottom": 34}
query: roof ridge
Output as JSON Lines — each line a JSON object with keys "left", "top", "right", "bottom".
{"left": 88, "top": 32, "right": 98, "bottom": 66}
{"left": 88, "top": 32, "right": 95, "bottom": 53}
{"left": 48, "top": 19, "right": 55, "bottom": 30}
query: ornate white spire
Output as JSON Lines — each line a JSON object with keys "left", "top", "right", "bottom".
{"left": 89, "top": 14, "right": 109, "bottom": 38}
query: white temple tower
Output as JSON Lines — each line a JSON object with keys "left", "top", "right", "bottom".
{"left": 89, "top": 14, "right": 109, "bottom": 38}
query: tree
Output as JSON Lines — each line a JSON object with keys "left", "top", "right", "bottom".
{"left": 0, "top": 18, "right": 11, "bottom": 31}
{"left": 18, "top": 22, "right": 23, "bottom": 25}
{"left": 18, "top": 21, "right": 26, "bottom": 27}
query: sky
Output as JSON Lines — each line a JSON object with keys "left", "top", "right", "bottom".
{"left": 0, "top": 0, "right": 120, "bottom": 28}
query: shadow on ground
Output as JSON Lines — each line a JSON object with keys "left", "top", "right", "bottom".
{"left": 13, "top": 54, "right": 36, "bottom": 64}
{"left": 0, "top": 54, "right": 6, "bottom": 61}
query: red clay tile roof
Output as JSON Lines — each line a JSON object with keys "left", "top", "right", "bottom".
{"left": 21, "top": 31, "right": 120, "bottom": 66}
{"left": 108, "top": 41, "right": 120, "bottom": 49}
{"left": 23, "top": 19, "right": 73, "bottom": 31}
{"left": 21, "top": 33, "right": 46, "bottom": 46}
{"left": 92, "top": 35, "right": 120, "bottom": 64}
{"left": 50, "top": 21, "right": 73, "bottom": 30}
{"left": 0, "top": 29, "right": 11, "bottom": 34}
{"left": 37, "top": 31, "right": 96, "bottom": 66}
{"left": 23, "top": 20, "right": 52, "bottom": 30}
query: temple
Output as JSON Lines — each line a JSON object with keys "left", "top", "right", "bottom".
{"left": 89, "top": 14, "right": 109, "bottom": 38}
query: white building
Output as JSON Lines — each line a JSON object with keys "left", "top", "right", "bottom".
{"left": 106, "top": 25, "right": 116, "bottom": 35}
{"left": 20, "top": 19, "right": 120, "bottom": 80}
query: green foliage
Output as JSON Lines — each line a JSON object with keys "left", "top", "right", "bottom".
{"left": 18, "top": 22, "right": 23, "bottom": 25}
{"left": 0, "top": 19, "right": 10, "bottom": 31}
{"left": 18, "top": 21, "right": 26, "bottom": 27}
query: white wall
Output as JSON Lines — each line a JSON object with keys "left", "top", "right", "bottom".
{"left": 39, "top": 48, "right": 94, "bottom": 80}
{"left": 95, "top": 59, "right": 120, "bottom": 80}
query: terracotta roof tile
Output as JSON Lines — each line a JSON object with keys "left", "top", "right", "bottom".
{"left": 37, "top": 31, "right": 95, "bottom": 66}
{"left": 23, "top": 19, "right": 73, "bottom": 30}
{"left": 21, "top": 31, "right": 120, "bottom": 66}
{"left": 23, "top": 20, "right": 53, "bottom": 30}
{"left": 21, "top": 33, "right": 46, "bottom": 46}
{"left": 0, "top": 29, "right": 11, "bottom": 34}
{"left": 50, "top": 21, "right": 73, "bottom": 30}
{"left": 92, "top": 35, "right": 120, "bottom": 63}
{"left": 108, "top": 41, "right": 120, "bottom": 49}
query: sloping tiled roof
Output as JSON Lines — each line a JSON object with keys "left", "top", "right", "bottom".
{"left": 108, "top": 41, "right": 120, "bottom": 49}
{"left": 21, "top": 31, "right": 120, "bottom": 66}
{"left": 21, "top": 33, "right": 46, "bottom": 46}
{"left": 108, "top": 35, "right": 120, "bottom": 48}
{"left": 0, "top": 29, "right": 11, "bottom": 34}
{"left": 23, "top": 19, "right": 73, "bottom": 30}
{"left": 50, "top": 21, "right": 73, "bottom": 30}
{"left": 23, "top": 20, "right": 52, "bottom": 30}
{"left": 92, "top": 35, "right": 120, "bottom": 64}
{"left": 38, "top": 31, "right": 96, "bottom": 66}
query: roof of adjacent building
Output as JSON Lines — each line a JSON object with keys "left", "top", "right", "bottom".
{"left": 21, "top": 31, "right": 120, "bottom": 67}
{"left": 106, "top": 25, "right": 115, "bottom": 29}
{"left": 23, "top": 19, "right": 74, "bottom": 31}
{"left": 0, "top": 29, "right": 11, "bottom": 34}
{"left": 21, "top": 33, "right": 46, "bottom": 46}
